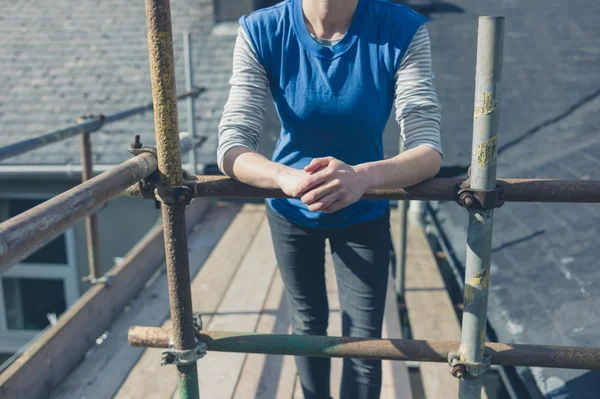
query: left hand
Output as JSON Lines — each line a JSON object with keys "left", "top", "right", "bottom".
{"left": 292, "top": 156, "right": 368, "bottom": 213}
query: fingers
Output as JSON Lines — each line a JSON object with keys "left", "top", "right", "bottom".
{"left": 304, "top": 156, "right": 334, "bottom": 173}
{"left": 292, "top": 170, "right": 332, "bottom": 197}
{"left": 300, "top": 179, "right": 340, "bottom": 205}
{"left": 306, "top": 191, "right": 343, "bottom": 212}
{"left": 321, "top": 199, "right": 345, "bottom": 213}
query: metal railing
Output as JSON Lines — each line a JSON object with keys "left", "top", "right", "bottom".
{"left": 0, "top": 3, "right": 599, "bottom": 399}
{"left": 0, "top": 84, "right": 203, "bottom": 282}
{"left": 0, "top": 89, "right": 202, "bottom": 163}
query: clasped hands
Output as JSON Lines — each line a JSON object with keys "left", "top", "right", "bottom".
{"left": 275, "top": 156, "right": 369, "bottom": 214}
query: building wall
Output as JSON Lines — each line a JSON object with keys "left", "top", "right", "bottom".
{"left": 213, "top": 0, "right": 281, "bottom": 22}
{"left": 73, "top": 194, "right": 161, "bottom": 293}
{"left": 214, "top": 0, "right": 254, "bottom": 21}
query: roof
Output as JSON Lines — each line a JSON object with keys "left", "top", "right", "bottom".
{"left": 0, "top": 0, "right": 234, "bottom": 168}
{"left": 421, "top": 0, "right": 600, "bottom": 396}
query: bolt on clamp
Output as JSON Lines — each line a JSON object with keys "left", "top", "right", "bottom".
{"left": 161, "top": 313, "right": 206, "bottom": 366}
{"left": 455, "top": 167, "right": 505, "bottom": 210}
{"left": 161, "top": 342, "right": 207, "bottom": 366}
{"left": 448, "top": 351, "right": 491, "bottom": 379}
{"left": 127, "top": 135, "right": 198, "bottom": 207}
{"left": 82, "top": 274, "right": 115, "bottom": 286}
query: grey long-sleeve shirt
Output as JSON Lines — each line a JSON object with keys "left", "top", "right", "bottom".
{"left": 217, "top": 25, "right": 442, "bottom": 170}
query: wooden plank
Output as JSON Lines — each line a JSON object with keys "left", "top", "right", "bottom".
{"left": 391, "top": 210, "right": 488, "bottom": 399}
{"left": 381, "top": 269, "right": 413, "bottom": 399}
{"left": 115, "top": 204, "right": 266, "bottom": 399}
{"left": 232, "top": 270, "right": 297, "bottom": 399}
{"left": 180, "top": 216, "right": 279, "bottom": 399}
{"left": 51, "top": 202, "right": 240, "bottom": 399}
{"left": 325, "top": 248, "right": 343, "bottom": 398}
{"left": 0, "top": 197, "right": 213, "bottom": 399}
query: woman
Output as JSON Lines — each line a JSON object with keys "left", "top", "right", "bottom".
{"left": 217, "top": 0, "right": 442, "bottom": 397}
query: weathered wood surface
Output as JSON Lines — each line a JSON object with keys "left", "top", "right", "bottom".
{"left": 51, "top": 205, "right": 419, "bottom": 399}
{"left": 186, "top": 218, "right": 278, "bottom": 399}
{"left": 232, "top": 271, "right": 296, "bottom": 399}
{"left": 391, "top": 209, "right": 488, "bottom": 399}
{"left": 116, "top": 204, "right": 265, "bottom": 399}
{"left": 52, "top": 201, "right": 238, "bottom": 399}
{"left": 382, "top": 269, "right": 413, "bottom": 399}
{"left": 0, "top": 198, "right": 212, "bottom": 399}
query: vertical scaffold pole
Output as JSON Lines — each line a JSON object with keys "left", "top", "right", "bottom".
{"left": 458, "top": 16, "right": 505, "bottom": 399}
{"left": 80, "top": 132, "right": 101, "bottom": 280}
{"left": 183, "top": 31, "right": 198, "bottom": 175}
{"left": 395, "top": 143, "right": 409, "bottom": 300}
{"left": 144, "top": 1, "right": 199, "bottom": 398}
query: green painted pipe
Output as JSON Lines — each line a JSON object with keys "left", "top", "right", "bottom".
{"left": 128, "top": 327, "right": 600, "bottom": 371}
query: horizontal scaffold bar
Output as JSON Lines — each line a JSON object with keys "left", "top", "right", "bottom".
{"left": 123, "top": 175, "right": 600, "bottom": 203}
{"left": 0, "top": 89, "right": 203, "bottom": 162}
{"left": 0, "top": 153, "right": 157, "bottom": 272}
{"left": 0, "top": 134, "right": 193, "bottom": 272}
{"left": 128, "top": 327, "right": 600, "bottom": 371}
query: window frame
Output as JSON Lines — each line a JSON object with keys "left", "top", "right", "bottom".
{"left": 0, "top": 193, "right": 79, "bottom": 354}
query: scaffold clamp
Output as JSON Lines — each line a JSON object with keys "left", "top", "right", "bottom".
{"left": 82, "top": 274, "right": 115, "bottom": 286}
{"left": 128, "top": 135, "right": 198, "bottom": 207}
{"left": 161, "top": 313, "right": 206, "bottom": 366}
{"left": 455, "top": 168, "right": 505, "bottom": 210}
{"left": 448, "top": 351, "right": 492, "bottom": 379}
{"left": 161, "top": 342, "right": 207, "bottom": 366}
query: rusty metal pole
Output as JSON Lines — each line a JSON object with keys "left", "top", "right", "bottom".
{"left": 79, "top": 132, "right": 102, "bottom": 281}
{"left": 183, "top": 31, "right": 198, "bottom": 175}
{"left": 144, "top": 1, "right": 199, "bottom": 398}
{"left": 395, "top": 199, "right": 409, "bottom": 299}
{"left": 457, "top": 16, "right": 505, "bottom": 399}
{"left": 395, "top": 142, "right": 409, "bottom": 299}
{"left": 0, "top": 152, "right": 158, "bottom": 272}
{"left": 128, "top": 327, "right": 600, "bottom": 371}
{"left": 0, "top": 90, "right": 201, "bottom": 163}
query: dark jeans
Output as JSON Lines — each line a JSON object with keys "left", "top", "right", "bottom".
{"left": 266, "top": 205, "right": 390, "bottom": 399}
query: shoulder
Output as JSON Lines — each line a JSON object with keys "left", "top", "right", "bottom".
{"left": 238, "top": 1, "right": 293, "bottom": 74}
{"left": 370, "top": 0, "right": 427, "bottom": 21}
{"left": 239, "top": 1, "right": 292, "bottom": 32}
{"left": 367, "top": 1, "right": 428, "bottom": 70}
{"left": 369, "top": 0, "right": 427, "bottom": 36}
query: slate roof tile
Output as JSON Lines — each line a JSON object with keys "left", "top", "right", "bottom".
{"left": 0, "top": 0, "right": 235, "bottom": 168}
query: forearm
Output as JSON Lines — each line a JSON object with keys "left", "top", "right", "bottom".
{"left": 221, "top": 146, "right": 289, "bottom": 189}
{"left": 217, "top": 27, "right": 277, "bottom": 188}
{"left": 389, "top": 25, "right": 442, "bottom": 190}
{"left": 354, "top": 145, "right": 442, "bottom": 190}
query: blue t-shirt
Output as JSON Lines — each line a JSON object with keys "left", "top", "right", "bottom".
{"left": 240, "top": 0, "right": 426, "bottom": 229}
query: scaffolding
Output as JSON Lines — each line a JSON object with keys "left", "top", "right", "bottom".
{"left": 0, "top": 1, "right": 599, "bottom": 399}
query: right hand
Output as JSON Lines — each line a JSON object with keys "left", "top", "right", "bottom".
{"left": 275, "top": 167, "right": 310, "bottom": 197}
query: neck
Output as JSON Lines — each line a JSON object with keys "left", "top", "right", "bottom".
{"left": 302, "top": 0, "right": 359, "bottom": 40}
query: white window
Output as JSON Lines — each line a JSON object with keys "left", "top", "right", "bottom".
{"left": 0, "top": 196, "right": 79, "bottom": 354}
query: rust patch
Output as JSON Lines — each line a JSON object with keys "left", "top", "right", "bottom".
{"left": 474, "top": 92, "right": 497, "bottom": 118}
{"left": 464, "top": 270, "right": 489, "bottom": 308}
{"left": 474, "top": 136, "right": 497, "bottom": 167}
{"left": 464, "top": 284, "right": 475, "bottom": 307}
{"left": 470, "top": 269, "right": 490, "bottom": 290}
